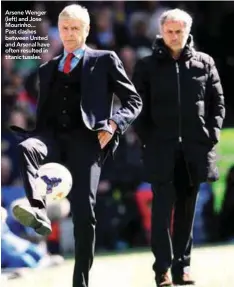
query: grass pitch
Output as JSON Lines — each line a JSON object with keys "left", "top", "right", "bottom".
{"left": 3, "top": 244, "right": 234, "bottom": 287}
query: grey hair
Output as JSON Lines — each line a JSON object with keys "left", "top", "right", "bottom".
{"left": 59, "top": 4, "right": 90, "bottom": 26}
{"left": 159, "top": 8, "right": 193, "bottom": 33}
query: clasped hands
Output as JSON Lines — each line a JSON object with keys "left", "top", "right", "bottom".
{"left": 97, "top": 120, "right": 118, "bottom": 149}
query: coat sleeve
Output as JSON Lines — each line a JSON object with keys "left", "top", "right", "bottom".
{"left": 132, "top": 58, "right": 151, "bottom": 145}
{"left": 207, "top": 57, "right": 225, "bottom": 144}
{"left": 108, "top": 51, "right": 143, "bottom": 135}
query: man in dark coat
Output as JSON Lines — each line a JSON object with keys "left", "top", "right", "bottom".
{"left": 10, "top": 4, "right": 142, "bottom": 287}
{"left": 132, "top": 8, "right": 225, "bottom": 287}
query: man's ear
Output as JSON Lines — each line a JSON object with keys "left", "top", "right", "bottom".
{"left": 86, "top": 25, "right": 90, "bottom": 37}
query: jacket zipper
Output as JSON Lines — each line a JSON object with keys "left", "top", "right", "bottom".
{"left": 175, "top": 62, "right": 182, "bottom": 143}
{"left": 175, "top": 62, "right": 193, "bottom": 186}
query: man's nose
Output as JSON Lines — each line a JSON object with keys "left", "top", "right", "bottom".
{"left": 171, "top": 33, "right": 178, "bottom": 40}
{"left": 68, "top": 29, "right": 73, "bottom": 37}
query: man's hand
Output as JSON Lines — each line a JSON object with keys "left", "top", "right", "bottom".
{"left": 97, "top": 120, "right": 117, "bottom": 149}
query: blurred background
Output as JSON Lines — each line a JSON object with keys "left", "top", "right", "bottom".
{"left": 1, "top": 0, "right": 234, "bottom": 281}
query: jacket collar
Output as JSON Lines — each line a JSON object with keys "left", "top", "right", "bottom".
{"left": 152, "top": 34, "right": 195, "bottom": 60}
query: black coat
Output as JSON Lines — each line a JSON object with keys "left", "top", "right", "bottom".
{"left": 11, "top": 46, "right": 143, "bottom": 155}
{"left": 132, "top": 35, "right": 225, "bottom": 183}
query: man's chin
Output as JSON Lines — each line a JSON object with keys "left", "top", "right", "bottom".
{"left": 171, "top": 44, "right": 180, "bottom": 49}
{"left": 170, "top": 46, "right": 183, "bottom": 52}
{"left": 64, "top": 43, "right": 83, "bottom": 52}
{"left": 64, "top": 45, "right": 77, "bottom": 52}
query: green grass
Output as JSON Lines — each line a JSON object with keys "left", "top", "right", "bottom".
{"left": 212, "top": 128, "right": 234, "bottom": 213}
{"left": 3, "top": 244, "right": 234, "bottom": 287}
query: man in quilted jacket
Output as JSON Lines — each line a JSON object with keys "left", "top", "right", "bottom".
{"left": 133, "top": 8, "right": 225, "bottom": 287}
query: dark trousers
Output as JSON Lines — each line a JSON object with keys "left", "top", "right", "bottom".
{"left": 151, "top": 147, "right": 199, "bottom": 276}
{"left": 18, "top": 128, "right": 103, "bottom": 287}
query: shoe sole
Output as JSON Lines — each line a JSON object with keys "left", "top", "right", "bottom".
{"left": 156, "top": 281, "right": 173, "bottom": 287}
{"left": 156, "top": 284, "right": 173, "bottom": 287}
{"left": 173, "top": 283, "right": 195, "bottom": 286}
{"left": 12, "top": 205, "right": 52, "bottom": 236}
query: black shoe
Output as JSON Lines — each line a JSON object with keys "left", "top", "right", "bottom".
{"left": 172, "top": 272, "right": 195, "bottom": 285}
{"left": 12, "top": 204, "right": 52, "bottom": 236}
{"left": 156, "top": 271, "right": 173, "bottom": 287}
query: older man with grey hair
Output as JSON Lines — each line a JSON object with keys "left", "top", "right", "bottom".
{"left": 133, "top": 8, "right": 225, "bottom": 287}
{"left": 11, "top": 4, "right": 142, "bottom": 287}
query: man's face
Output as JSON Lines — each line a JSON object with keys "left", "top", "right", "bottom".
{"left": 58, "top": 18, "right": 89, "bottom": 52}
{"left": 161, "top": 20, "right": 189, "bottom": 53}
